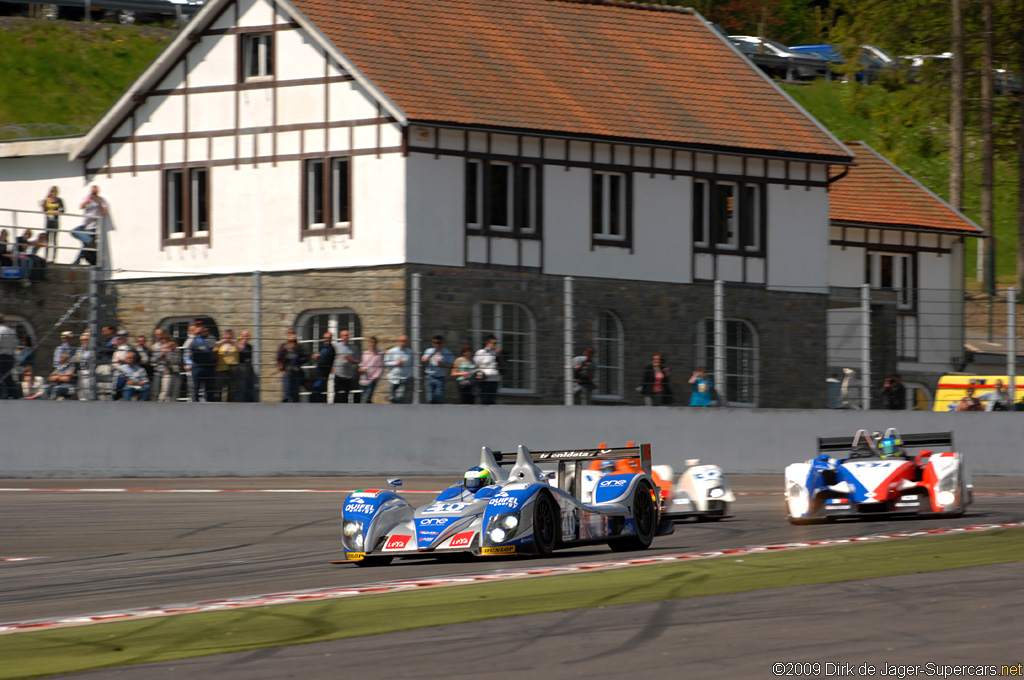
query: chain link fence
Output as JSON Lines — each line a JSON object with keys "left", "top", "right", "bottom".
{"left": 2, "top": 262, "right": 1020, "bottom": 409}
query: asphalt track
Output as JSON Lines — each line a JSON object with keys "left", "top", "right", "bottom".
{"left": 2, "top": 475, "right": 1023, "bottom": 677}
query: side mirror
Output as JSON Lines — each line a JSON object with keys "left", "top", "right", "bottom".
{"left": 387, "top": 478, "right": 403, "bottom": 489}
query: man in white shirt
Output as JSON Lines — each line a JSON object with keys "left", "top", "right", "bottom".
{"left": 383, "top": 334, "right": 414, "bottom": 404}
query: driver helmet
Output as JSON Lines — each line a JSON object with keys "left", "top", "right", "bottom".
{"left": 464, "top": 466, "right": 494, "bottom": 492}
{"left": 880, "top": 436, "right": 903, "bottom": 457}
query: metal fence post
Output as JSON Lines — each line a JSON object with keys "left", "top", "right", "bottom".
{"left": 87, "top": 265, "right": 99, "bottom": 401}
{"left": 861, "top": 284, "right": 871, "bottom": 411}
{"left": 1008, "top": 287, "right": 1017, "bottom": 408}
{"left": 564, "top": 276, "right": 574, "bottom": 406}
{"left": 713, "top": 279, "right": 726, "bottom": 406}
{"left": 411, "top": 272, "right": 421, "bottom": 405}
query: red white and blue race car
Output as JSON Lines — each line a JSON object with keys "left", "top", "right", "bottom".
{"left": 784, "top": 428, "right": 973, "bottom": 524}
{"left": 341, "top": 443, "right": 668, "bottom": 566}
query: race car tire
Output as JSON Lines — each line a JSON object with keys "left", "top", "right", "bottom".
{"left": 787, "top": 517, "right": 817, "bottom": 526}
{"left": 352, "top": 556, "right": 393, "bottom": 567}
{"left": 532, "top": 491, "right": 559, "bottom": 557}
{"left": 609, "top": 480, "right": 657, "bottom": 552}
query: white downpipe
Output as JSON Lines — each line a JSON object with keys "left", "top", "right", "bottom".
{"left": 861, "top": 284, "right": 871, "bottom": 411}
{"left": 564, "top": 276, "right": 574, "bottom": 406}
{"left": 714, "top": 280, "right": 726, "bottom": 406}
{"left": 411, "top": 273, "right": 421, "bottom": 404}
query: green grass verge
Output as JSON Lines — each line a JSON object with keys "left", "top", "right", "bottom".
{"left": 2, "top": 528, "right": 1023, "bottom": 680}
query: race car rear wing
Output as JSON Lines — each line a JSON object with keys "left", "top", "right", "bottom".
{"left": 817, "top": 431, "right": 954, "bottom": 453}
{"left": 493, "top": 443, "right": 652, "bottom": 473}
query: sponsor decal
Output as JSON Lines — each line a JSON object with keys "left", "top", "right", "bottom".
{"left": 418, "top": 517, "right": 450, "bottom": 526}
{"left": 536, "top": 451, "right": 600, "bottom": 459}
{"left": 351, "top": 489, "right": 381, "bottom": 496}
{"left": 346, "top": 552, "right": 365, "bottom": 561}
{"left": 600, "top": 478, "right": 628, "bottom": 487}
{"left": 384, "top": 535, "right": 411, "bottom": 550}
{"left": 482, "top": 546, "right": 516, "bottom": 554}
{"left": 449, "top": 532, "right": 475, "bottom": 548}
{"left": 894, "top": 501, "right": 920, "bottom": 508}
{"left": 418, "top": 530, "right": 440, "bottom": 537}
{"left": 489, "top": 495, "right": 519, "bottom": 508}
{"left": 422, "top": 502, "right": 468, "bottom": 514}
{"left": 692, "top": 469, "right": 722, "bottom": 481}
{"left": 344, "top": 497, "right": 376, "bottom": 514}
{"left": 826, "top": 498, "right": 849, "bottom": 504}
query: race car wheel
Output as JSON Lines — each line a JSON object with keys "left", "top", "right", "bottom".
{"left": 697, "top": 503, "right": 728, "bottom": 522}
{"left": 533, "top": 491, "right": 559, "bottom": 557}
{"left": 609, "top": 480, "right": 656, "bottom": 552}
{"left": 352, "top": 556, "right": 393, "bottom": 567}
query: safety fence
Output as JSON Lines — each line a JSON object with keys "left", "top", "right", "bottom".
{"left": 1, "top": 261, "right": 1020, "bottom": 410}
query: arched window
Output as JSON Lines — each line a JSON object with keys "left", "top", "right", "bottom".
{"left": 296, "top": 309, "right": 362, "bottom": 356}
{"left": 160, "top": 316, "right": 220, "bottom": 345}
{"left": 696, "top": 318, "right": 758, "bottom": 406}
{"left": 594, "top": 310, "right": 624, "bottom": 398}
{"left": 471, "top": 302, "right": 535, "bottom": 392}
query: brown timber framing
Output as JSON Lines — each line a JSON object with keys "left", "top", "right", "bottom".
{"left": 86, "top": 146, "right": 403, "bottom": 176}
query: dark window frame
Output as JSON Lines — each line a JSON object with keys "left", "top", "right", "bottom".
{"left": 464, "top": 158, "right": 543, "bottom": 240}
{"left": 590, "top": 169, "right": 632, "bottom": 249}
{"left": 238, "top": 32, "right": 274, "bottom": 82}
{"left": 162, "top": 166, "right": 211, "bottom": 247}
{"left": 301, "top": 155, "right": 353, "bottom": 239}
{"left": 693, "top": 178, "right": 765, "bottom": 256}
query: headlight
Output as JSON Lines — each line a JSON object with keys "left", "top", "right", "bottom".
{"left": 487, "top": 512, "right": 521, "bottom": 544}
{"left": 708, "top": 487, "right": 725, "bottom": 499}
{"left": 787, "top": 483, "right": 809, "bottom": 517}
{"left": 936, "top": 474, "right": 958, "bottom": 507}
{"left": 342, "top": 520, "right": 364, "bottom": 550}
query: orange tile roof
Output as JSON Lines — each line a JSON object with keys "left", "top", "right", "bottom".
{"left": 290, "top": 0, "right": 850, "bottom": 160}
{"left": 831, "top": 142, "right": 982, "bottom": 234}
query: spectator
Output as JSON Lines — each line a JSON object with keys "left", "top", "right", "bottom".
{"left": 955, "top": 387, "right": 983, "bottom": 411}
{"left": 110, "top": 330, "right": 134, "bottom": 400}
{"left": 276, "top": 337, "right": 307, "bottom": 403}
{"left": 71, "top": 185, "right": 107, "bottom": 265}
{"left": 42, "top": 352, "right": 77, "bottom": 400}
{"left": 881, "top": 374, "right": 906, "bottom": 410}
{"left": 977, "top": 380, "right": 1011, "bottom": 411}
{"left": 421, "top": 335, "right": 454, "bottom": 404}
{"left": 21, "top": 364, "right": 45, "bottom": 400}
{"left": 310, "top": 331, "right": 335, "bottom": 403}
{"left": 181, "top": 325, "right": 197, "bottom": 400}
{"left": 237, "top": 329, "right": 256, "bottom": 402}
{"left": 572, "top": 347, "right": 596, "bottom": 405}
{"left": 452, "top": 344, "right": 476, "bottom": 405}
{"left": 641, "top": 353, "right": 673, "bottom": 406}
{"left": 53, "top": 331, "right": 75, "bottom": 370}
{"left": 71, "top": 331, "right": 95, "bottom": 401}
{"left": 0, "top": 230, "right": 12, "bottom": 267}
{"left": 688, "top": 365, "right": 713, "bottom": 407}
{"left": 118, "top": 351, "right": 150, "bottom": 401}
{"left": 332, "top": 329, "right": 360, "bottom": 404}
{"left": 149, "top": 329, "right": 166, "bottom": 398}
{"left": 473, "top": 336, "right": 502, "bottom": 405}
{"left": 358, "top": 335, "right": 384, "bottom": 404}
{"left": 133, "top": 333, "right": 153, "bottom": 384}
{"left": 15, "top": 229, "right": 47, "bottom": 286}
{"left": 188, "top": 320, "right": 216, "bottom": 402}
{"left": 39, "top": 186, "right": 64, "bottom": 263}
{"left": 384, "top": 334, "right": 414, "bottom": 404}
{"left": 212, "top": 329, "right": 242, "bottom": 402}
{"left": 0, "top": 313, "right": 18, "bottom": 399}
{"left": 152, "top": 334, "right": 181, "bottom": 402}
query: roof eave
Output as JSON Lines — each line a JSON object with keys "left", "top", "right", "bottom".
{"left": 831, "top": 219, "right": 983, "bottom": 236}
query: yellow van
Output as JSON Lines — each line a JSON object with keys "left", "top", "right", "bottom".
{"left": 933, "top": 374, "right": 1022, "bottom": 412}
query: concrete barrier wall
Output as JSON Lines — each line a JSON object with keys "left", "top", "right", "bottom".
{"left": 1, "top": 403, "right": 1021, "bottom": 478}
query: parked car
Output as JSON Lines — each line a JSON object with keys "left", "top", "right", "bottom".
{"left": 729, "top": 36, "right": 829, "bottom": 80}
{"left": 789, "top": 43, "right": 894, "bottom": 82}
{"left": 10, "top": 0, "right": 203, "bottom": 24}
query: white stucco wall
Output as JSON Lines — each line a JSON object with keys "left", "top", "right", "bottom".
{"left": 766, "top": 183, "right": 830, "bottom": 291}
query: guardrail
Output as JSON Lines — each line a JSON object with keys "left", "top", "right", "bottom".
{"left": 5, "top": 0, "right": 203, "bottom": 23}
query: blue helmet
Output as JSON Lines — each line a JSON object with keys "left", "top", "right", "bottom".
{"left": 880, "top": 437, "right": 903, "bottom": 457}
{"left": 464, "top": 466, "right": 494, "bottom": 492}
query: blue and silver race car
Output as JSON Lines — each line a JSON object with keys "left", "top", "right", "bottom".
{"left": 341, "top": 443, "right": 668, "bottom": 566}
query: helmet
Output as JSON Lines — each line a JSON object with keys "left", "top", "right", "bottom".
{"left": 880, "top": 436, "right": 903, "bottom": 457}
{"left": 464, "top": 466, "right": 494, "bottom": 492}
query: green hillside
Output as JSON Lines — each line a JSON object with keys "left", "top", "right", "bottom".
{"left": 0, "top": 18, "right": 173, "bottom": 139}
{"left": 0, "top": 18, "right": 1019, "bottom": 279}
{"left": 782, "top": 80, "right": 1020, "bottom": 281}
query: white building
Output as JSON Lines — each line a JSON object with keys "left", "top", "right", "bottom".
{"left": 9, "top": 0, "right": 968, "bottom": 407}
